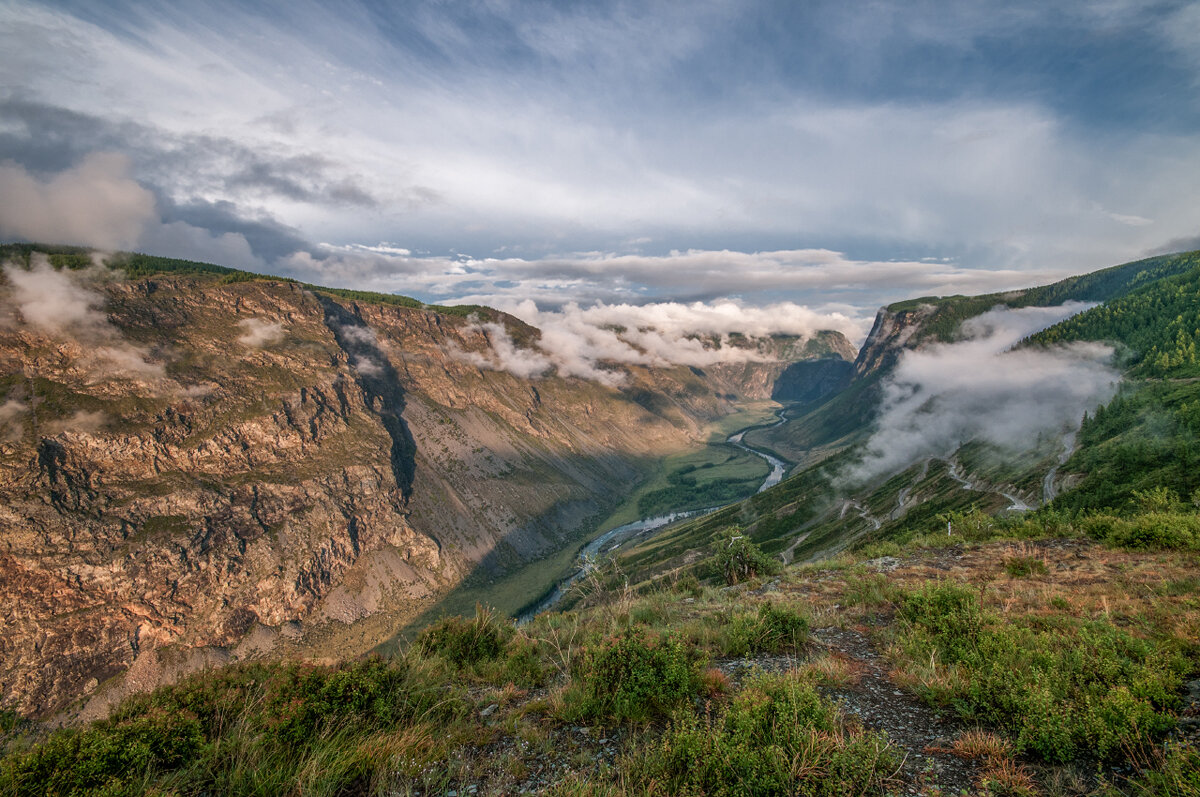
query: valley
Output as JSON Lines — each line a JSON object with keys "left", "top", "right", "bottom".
{"left": 2, "top": 244, "right": 1199, "bottom": 796}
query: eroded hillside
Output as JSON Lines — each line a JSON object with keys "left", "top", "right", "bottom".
{"left": 0, "top": 247, "right": 854, "bottom": 718}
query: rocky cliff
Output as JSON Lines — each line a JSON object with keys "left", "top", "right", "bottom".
{"left": 0, "top": 251, "right": 853, "bottom": 717}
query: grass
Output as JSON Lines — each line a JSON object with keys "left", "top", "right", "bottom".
{"left": 629, "top": 670, "right": 901, "bottom": 796}
{"left": 593, "top": 402, "right": 781, "bottom": 532}
{"left": 4, "top": 530, "right": 1199, "bottom": 795}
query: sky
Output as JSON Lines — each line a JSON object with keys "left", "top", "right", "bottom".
{"left": 2, "top": 0, "right": 1199, "bottom": 342}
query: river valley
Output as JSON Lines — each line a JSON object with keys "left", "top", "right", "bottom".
{"left": 518, "top": 408, "right": 795, "bottom": 620}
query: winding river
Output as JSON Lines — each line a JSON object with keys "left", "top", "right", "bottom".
{"left": 517, "top": 411, "right": 791, "bottom": 622}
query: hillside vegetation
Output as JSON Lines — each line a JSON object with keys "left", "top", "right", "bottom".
{"left": 2, "top": 250, "right": 1199, "bottom": 794}
{"left": 2, "top": 503, "right": 1197, "bottom": 795}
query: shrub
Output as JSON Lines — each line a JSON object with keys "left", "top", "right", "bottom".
{"left": 1131, "top": 486, "right": 1180, "bottom": 513}
{"left": 720, "top": 602, "right": 809, "bottom": 658}
{"left": 706, "top": 529, "right": 780, "bottom": 585}
{"left": 569, "top": 628, "right": 699, "bottom": 723}
{"left": 897, "top": 598, "right": 1188, "bottom": 763}
{"left": 633, "top": 671, "right": 899, "bottom": 796}
{"left": 899, "top": 581, "right": 982, "bottom": 661}
{"left": 416, "top": 604, "right": 512, "bottom": 666}
{"left": 1, "top": 708, "right": 203, "bottom": 796}
{"left": 0, "top": 657, "right": 466, "bottom": 796}
{"left": 671, "top": 572, "right": 703, "bottom": 597}
{"left": 476, "top": 634, "right": 549, "bottom": 689}
{"left": 1120, "top": 743, "right": 1200, "bottom": 796}
{"left": 1083, "top": 512, "right": 1200, "bottom": 551}
{"left": 1003, "top": 555, "right": 1048, "bottom": 578}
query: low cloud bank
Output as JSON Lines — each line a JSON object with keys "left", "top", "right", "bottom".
{"left": 0, "top": 153, "right": 155, "bottom": 250}
{"left": 846, "top": 303, "right": 1120, "bottom": 484}
{"left": 453, "top": 299, "right": 864, "bottom": 386}
{"left": 0, "top": 154, "right": 265, "bottom": 270}
{"left": 2, "top": 256, "right": 165, "bottom": 379}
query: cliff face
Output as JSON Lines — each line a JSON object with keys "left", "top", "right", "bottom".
{"left": 852, "top": 304, "right": 936, "bottom": 378}
{"left": 0, "top": 265, "right": 852, "bottom": 718}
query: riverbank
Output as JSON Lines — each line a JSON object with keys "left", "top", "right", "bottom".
{"left": 519, "top": 403, "right": 795, "bottom": 620}
{"left": 384, "top": 402, "right": 792, "bottom": 639}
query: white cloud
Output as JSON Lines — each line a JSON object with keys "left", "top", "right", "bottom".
{"left": 3, "top": 1, "right": 1199, "bottom": 286}
{"left": 450, "top": 298, "right": 862, "bottom": 385}
{"left": 236, "top": 318, "right": 285, "bottom": 347}
{"left": 44, "top": 409, "right": 107, "bottom": 435}
{"left": 0, "top": 153, "right": 155, "bottom": 250}
{"left": 0, "top": 399, "right": 27, "bottom": 441}
{"left": 283, "top": 245, "right": 1060, "bottom": 321}
{"left": 2, "top": 257, "right": 165, "bottom": 379}
{"left": 846, "top": 303, "right": 1121, "bottom": 484}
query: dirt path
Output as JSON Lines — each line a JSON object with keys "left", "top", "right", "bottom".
{"left": 812, "top": 626, "right": 980, "bottom": 796}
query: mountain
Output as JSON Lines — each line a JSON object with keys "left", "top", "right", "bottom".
{"left": 611, "top": 249, "right": 1200, "bottom": 586}
{"left": 0, "top": 244, "right": 855, "bottom": 718}
{"left": 3, "top": 249, "right": 1199, "bottom": 796}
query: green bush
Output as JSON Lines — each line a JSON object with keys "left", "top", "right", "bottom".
{"left": 1082, "top": 512, "right": 1200, "bottom": 551}
{"left": 720, "top": 602, "right": 809, "bottom": 658}
{"left": 897, "top": 592, "right": 1188, "bottom": 763}
{"left": 899, "top": 581, "right": 983, "bottom": 660}
{"left": 416, "top": 604, "right": 512, "bottom": 666}
{"left": 1004, "top": 555, "right": 1048, "bottom": 578}
{"left": 0, "top": 657, "right": 466, "bottom": 795}
{"left": 570, "top": 628, "right": 699, "bottom": 723}
{"left": 671, "top": 572, "right": 703, "bottom": 597}
{"left": 1119, "top": 743, "right": 1200, "bottom": 796}
{"left": 1, "top": 709, "right": 203, "bottom": 796}
{"left": 633, "top": 671, "right": 899, "bottom": 796}
{"left": 706, "top": 529, "right": 780, "bottom": 585}
{"left": 475, "top": 634, "right": 549, "bottom": 689}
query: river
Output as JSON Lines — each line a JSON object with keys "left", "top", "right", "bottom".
{"left": 518, "top": 410, "right": 791, "bottom": 622}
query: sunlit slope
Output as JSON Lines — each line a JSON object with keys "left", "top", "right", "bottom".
{"left": 620, "top": 250, "right": 1200, "bottom": 584}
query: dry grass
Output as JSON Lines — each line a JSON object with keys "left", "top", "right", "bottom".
{"left": 978, "top": 754, "right": 1040, "bottom": 796}
{"left": 950, "top": 729, "right": 1014, "bottom": 761}
{"left": 798, "top": 651, "right": 863, "bottom": 687}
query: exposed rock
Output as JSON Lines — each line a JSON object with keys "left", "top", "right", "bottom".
{"left": 0, "top": 269, "right": 850, "bottom": 718}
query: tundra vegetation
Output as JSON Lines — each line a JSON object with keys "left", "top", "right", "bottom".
{"left": 3, "top": 249, "right": 1200, "bottom": 794}
{"left": 2, "top": 499, "right": 1198, "bottom": 795}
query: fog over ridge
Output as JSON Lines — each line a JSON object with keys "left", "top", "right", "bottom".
{"left": 450, "top": 298, "right": 864, "bottom": 386}
{"left": 846, "top": 302, "right": 1121, "bottom": 485}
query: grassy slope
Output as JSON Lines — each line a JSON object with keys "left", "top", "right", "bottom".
{"left": 4, "top": 248, "right": 1200, "bottom": 794}
{"left": 611, "top": 250, "right": 1200, "bottom": 587}
{"left": 3, "top": 506, "right": 1197, "bottom": 796}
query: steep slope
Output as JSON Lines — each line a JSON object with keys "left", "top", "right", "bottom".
{"left": 754, "top": 250, "right": 1200, "bottom": 462}
{"left": 0, "top": 245, "right": 854, "bottom": 717}
{"left": 617, "top": 250, "right": 1200, "bottom": 583}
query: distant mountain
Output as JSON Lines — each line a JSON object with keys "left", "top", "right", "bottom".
{"left": 614, "top": 250, "right": 1200, "bottom": 585}
{"left": 0, "top": 244, "right": 854, "bottom": 718}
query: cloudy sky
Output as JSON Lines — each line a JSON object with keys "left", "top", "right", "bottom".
{"left": 2, "top": 0, "right": 1199, "bottom": 339}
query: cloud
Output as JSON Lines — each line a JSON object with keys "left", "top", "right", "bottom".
{"left": 2, "top": 256, "right": 165, "bottom": 379}
{"left": 845, "top": 303, "right": 1120, "bottom": 484}
{"left": 44, "top": 409, "right": 107, "bottom": 435}
{"left": 0, "top": 152, "right": 268, "bottom": 270}
{"left": 0, "top": 399, "right": 27, "bottom": 441}
{"left": 0, "top": 153, "right": 155, "bottom": 249}
{"left": 3, "top": 1, "right": 1200, "bottom": 291}
{"left": 451, "top": 298, "right": 862, "bottom": 386}
{"left": 284, "top": 245, "right": 1061, "bottom": 316}
{"left": 453, "top": 321, "right": 564, "bottom": 381}
{"left": 236, "top": 318, "right": 285, "bottom": 347}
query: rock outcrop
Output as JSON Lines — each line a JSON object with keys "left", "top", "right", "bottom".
{"left": 0, "top": 261, "right": 852, "bottom": 717}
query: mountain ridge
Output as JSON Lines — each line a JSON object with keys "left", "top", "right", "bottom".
{"left": 0, "top": 244, "right": 855, "bottom": 718}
